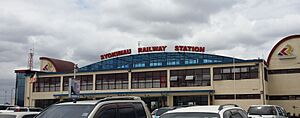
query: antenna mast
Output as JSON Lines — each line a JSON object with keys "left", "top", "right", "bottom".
{"left": 28, "top": 48, "right": 34, "bottom": 70}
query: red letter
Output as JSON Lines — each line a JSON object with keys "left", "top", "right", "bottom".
{"left": 175, "top": 46, "right": 179, "bottom": 51}
{"left": 199, "top": 47, "right": 205, "bottom": 52}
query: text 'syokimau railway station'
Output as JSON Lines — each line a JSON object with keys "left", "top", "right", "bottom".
{"left": 15, "top": 35, "right": 300, "bottom": 114}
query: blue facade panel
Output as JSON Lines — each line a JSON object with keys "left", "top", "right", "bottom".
{"left": 79, "top": 52, "right": 259, "bottom": 72}
{"left": 15, "top": 73, "right": 26, "bottom": 106}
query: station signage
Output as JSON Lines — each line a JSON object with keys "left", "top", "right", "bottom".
{"left": 138, "top": 46, "right": 167, "bottom": 53}
{"left": 175, "top": 46, "right": 205, "bottom": 52}
{"left": 100, "top": 49, "right": 132, "bottom": 60}
{"left": 278, "top": 44, "right": 296, "bottom": 59}
{"left": 100, "top": 45, "right": 205, "bottom": 60}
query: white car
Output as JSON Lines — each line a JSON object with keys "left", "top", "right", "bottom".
{"left": 0, "top": 112, "right": 40, "bottom": 118}
{"left": 247, "top": 105, "right": 288, "bottom": 118}
{"left": 160, "top": 104, "right": 248, "bottom": 118}
{"left": 151, "top": 107, "right": 177, "bottom": 118}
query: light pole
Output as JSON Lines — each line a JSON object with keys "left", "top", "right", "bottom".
{"left": 233, "top": 57, "right": 236, "bottom": 102}
{"left": 4, "top": 90, "right": 7, "bottom": 104}
{"left": 11, "top": 88, "right": 15, "bottom": 105}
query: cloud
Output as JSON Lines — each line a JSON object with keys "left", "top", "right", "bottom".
{"left": 0, "top": 0, "right": 300, "bottom": 83}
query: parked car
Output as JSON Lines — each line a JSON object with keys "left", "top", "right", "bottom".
{"left": 151, "top": 107, "right": 177, "bottom": 118}
{"left": 0, "top": 112, "right": 40, "bottom": 118}
{"left": 5, "top": 106, "right": 43, "bottom": 112}
{"left": 160, "top": 104, "right": 248, "bottom": 118}
{"left": 35, "top": 96, "right": 152, "bottom": 118}
{"left": 0, "top": 104, "right": 14, "bottom": 110}
{"left": 248, "top": 105, "right": 288, "bottom": 118}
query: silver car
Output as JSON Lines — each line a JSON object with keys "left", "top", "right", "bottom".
{"left": 35, "top": 96, "right": 152, "bottom": 118}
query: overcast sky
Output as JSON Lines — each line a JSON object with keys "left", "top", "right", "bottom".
{"left": 0, "top": 0, "right": 300, "bottom": 81}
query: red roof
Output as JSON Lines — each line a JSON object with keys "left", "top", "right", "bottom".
{"left": 40, "top": 57, "right": 75, "bottom": 72}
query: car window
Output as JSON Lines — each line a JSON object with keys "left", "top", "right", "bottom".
{"left": 151, "top": 109, "right": 158, "bottom": 115}
{"left": 156, "top": 109, "right": 172, "bottom": 116}
{"left": 133, "top": 103, "right": 147, "bottom": 118}
{"left": 279, "top": 107, "right": 287, "bottom": 116}
{"left": 248, "top": 106, "right": 277, "bottom": 115}
{"left": 23, "top": 114, "right": 38, "bottom": 118}
{"left": 95, "top": 104, "right": 117, "bottom": 118}
{"left": 230, "top": 109, "right": 244, "bottom": 118}
{"left": 276, "top": 107, "right": 283, "bottom": 116}
{"left": 36, "top": 104, "right": 95, "bottom": 118}
{"left": 119, "top": 107, "right": 136, "bottom": 118}
{"left": 223, "top": 110, "right": 232, "bottom": 118}
{"left": 117, "top": 103, "right": 136, "bottom": 118}
{"left": 224, "top": 109, "right": 247, "bottom": 118}
{"left": 237, "top": 110, "right": 248, "bottom": 118}
{"left": 161, "top": 112, "right": 220, "bottom": 118}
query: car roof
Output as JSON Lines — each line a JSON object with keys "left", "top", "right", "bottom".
{"left": 165, "top": 105, "right": 244, "bottom": 114}
{"left": 166, "top": 106, "right": 221, "bottom": 114}
{"left": 56, "top": 96, "right": 142, "bottom": 105}
{"left": 158, "top": 107, "right": 177, "bottom": 110}
{"left": 57, "top": 100, "right": 99, "bottom": 105}
{"left": 249, "top": 105, "right": 278, "bottom": 107}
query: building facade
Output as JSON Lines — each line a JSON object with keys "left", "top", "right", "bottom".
{"left": 15, "top": 35, "right": 300, "bottom": 114}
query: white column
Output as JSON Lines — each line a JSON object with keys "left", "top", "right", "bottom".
{"left": 60, "top": 76, "right": 63, "bottom": 92}
{"left": 167, "top": 69, "right": 170, "bottom": 89}
{"left": 210, "top": 67, "right": 214, "bottom": 89}
{"left": 93, "top": 74, "right": 96, "bottom": 91}
{"left": 128, "top": 71, "right": 132, "bottom": 90}
{"left": 167, "top": 95, "right": 173, "bottom": 107}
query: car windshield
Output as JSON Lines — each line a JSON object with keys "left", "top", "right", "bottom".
{"left": 156, "top": 108, "right": 173, "bottom": 116}
{"left": 248, "top": 106, "right": 277, "bottom": 115}
{"left": 161, "top": 112, "right": 220, "bottom": 118}
{"left": 35, "top": 104, "right": 95, "bottom": 118}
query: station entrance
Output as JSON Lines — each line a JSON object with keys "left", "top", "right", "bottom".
{"left": 141, "top": 96, "right": 167, "bottom": 112}
{"left": 173, "top": 95, "right": 208, "bottom": 106}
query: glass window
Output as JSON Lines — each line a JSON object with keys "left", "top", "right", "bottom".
{"left": 170, "top": 68, "right": 211, "bottom": 87}
{"left": 34, "top": 77, "right": 60, "bottom": 92}
{"left": 237, "top": 110, "right": 248, "bottom": 118}
{"left": 185, "top": 75, "right": 194, "bottom": 80}
{"left": 99, "top": 109, "right": 116, "bottom": 118}
{"left": 96, "top": 73, "right": 128, "bottom": 90}
{"left": 276, "top": 107, "right": 284, "bottom": 116}
{"left": 119, "top": 107, "right": 135, "bottom": 118}
{"left": 133, "top": 103, "right": 146, "bottom": 118}
{"left": 248, "top": 106, "right": 277, "bottom": 115}
{"left": 36, "top": 105, "right": 95, "bottom": 118}
{"left": 170, "top": 76, "right": 178, "bottom": 81}
{"left": 223, "top": 68, "right": 231, "bottom": 73}
{"left": 132, "top": 71, "right": 167, "bottom": 89}
{"left": 213, "top": 65, "right": 259, "bottom": 81}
